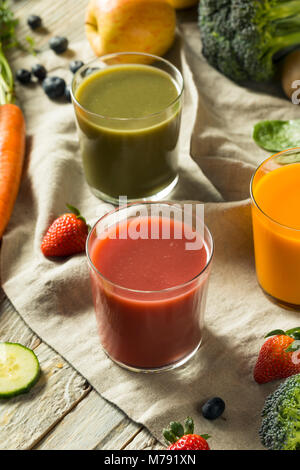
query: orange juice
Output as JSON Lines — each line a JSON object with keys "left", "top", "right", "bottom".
{"left": 251, "top": 155, "right": 300, "bottom": 308}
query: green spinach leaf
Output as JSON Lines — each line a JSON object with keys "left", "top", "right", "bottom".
{"left": 253, "top": 119, "right": 300, "bottom": 152}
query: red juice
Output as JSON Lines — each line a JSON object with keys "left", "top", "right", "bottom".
{"left": 88, "top": 213, "right": 213, "bottom": 370}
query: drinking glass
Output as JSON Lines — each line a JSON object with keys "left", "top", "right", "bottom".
{"left": 86, "top": 202, "right": 214, "bottom": 372}
{"left": 71, "top": 53, "right": 183, "bottom": 204}
{"left": 251, "top": 148, "right": 300, "bottom": 310}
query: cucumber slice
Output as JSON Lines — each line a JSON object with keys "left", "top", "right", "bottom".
{"left": 0, "top": 343, "right": 40, "bottom": 398}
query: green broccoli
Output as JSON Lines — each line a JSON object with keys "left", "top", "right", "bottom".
{"left": 260, "top": 374, "right": 300, "bottom": 450}
{"left": 199, "top": 0, "right": 300, "bottom": 82}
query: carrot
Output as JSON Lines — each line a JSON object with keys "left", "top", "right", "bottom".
{"left": 0, "top": 103, "right": 25, "bottom": 238}
{"left": 0, "top": 2, "right": 27, "bottom": 238}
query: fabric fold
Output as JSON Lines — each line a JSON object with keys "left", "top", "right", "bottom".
{"left": 2, "top": 28, "right": 300, "bottom": 450}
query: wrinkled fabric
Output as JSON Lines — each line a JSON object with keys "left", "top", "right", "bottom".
{"left": 2, "top": 25, "right": 300, "bottom": 450}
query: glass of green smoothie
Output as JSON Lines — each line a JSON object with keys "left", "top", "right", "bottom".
{"left": 71, "top": 52, "right": 183, "bottom": 204}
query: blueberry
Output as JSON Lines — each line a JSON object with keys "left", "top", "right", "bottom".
{"left": 202, "top": 397, "right": 225, "bottom": 420}
{"left": 32, "top": 64, "right": 47, "bottom": 81}
{"left": 64, "top": 85, "right": 72, "bottom": 103}
{"left": 16, "top": 69, "right": 32, "bottom": 85}
{"left": 69, "top": 60, "right": 84, "bottom": 74}
{"left": 42, "top": 77, "right": 66, "bottom": 99}
{"left": 27, "top": 14, "right": 42, "bottom": 30}
{"left": 49, "top": 36, "right": 69, "bottom": 54}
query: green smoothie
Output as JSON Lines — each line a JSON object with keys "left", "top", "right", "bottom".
{"left": 73, "top": 64, "right": 182, "bottom": 202}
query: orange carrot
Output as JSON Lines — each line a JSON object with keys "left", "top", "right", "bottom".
{"left": 0, "top": 103, "right": 25, "bottom": 238}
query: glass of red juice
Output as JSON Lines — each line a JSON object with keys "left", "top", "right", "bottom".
{"left": 86, "top": 202, "right": 214, "bottom": 372}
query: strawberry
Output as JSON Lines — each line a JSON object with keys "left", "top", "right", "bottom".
{"left": 254, "top": 327, "right": 300, "bottom": 384}
{"left": 41, "top": 204, "right": 89, "bottom": 257}
{"left": 163, "top": 417, "right": 210, "bottom": 450}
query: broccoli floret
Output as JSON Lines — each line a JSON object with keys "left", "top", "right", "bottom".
{"left": 260, "top": 374, "right": 300, "bottom": 450}
{"left": 199, "top": 0, "right": 300, "bottom": 82}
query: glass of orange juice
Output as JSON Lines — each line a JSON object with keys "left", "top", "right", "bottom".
{"left": 251, "top": 148, "right": 300, "bottom": 310}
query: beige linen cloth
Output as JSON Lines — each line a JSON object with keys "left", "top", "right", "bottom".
{"left": 2, "top": 23, "right": 300, "bottom": 450}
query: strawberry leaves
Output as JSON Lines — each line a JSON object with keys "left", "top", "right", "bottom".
{"left": 163, "top": 420, "right": 185, "bottom": 445}
{"left": 264, "top": 327, "right": 300, "bottom": 353}
{"left": 200, "top": 434, "right": 211, "bottom": 440}
{"left": 163, "top": 417, "right": 209, "bottom": 445}
{"left": 264, "top": 329, "right": 286, "bottom": 338}
{"left": 163, "top": 418, "right": 189, "bottom": 444}
{"left": 265, "top": 327, "right": 300, "bottom": 340}
{"left": 169, "top": 421, "right": 184, "bottom": 440}
{"left": 285, "top": 327, "right": 300, "bottom": 340}
{"left": 163, "top": 428, "right": 178, "bottom": 445}
{"left": 285, "top": 340, "right": 300, "bottom": 353}
{"left": 183, "top": 416, "right": 194, "bottom": 435}
{"left": 163, "top": 417, "right": 211, "bottom": 450}
{"left": 66, "top": 203, "right": 91, "bottom": 231}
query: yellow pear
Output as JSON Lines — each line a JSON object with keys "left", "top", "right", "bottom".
{"left": 85, "top": 0, "right": 176, "bottom": 63}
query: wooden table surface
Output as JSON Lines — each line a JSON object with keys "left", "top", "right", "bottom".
{"left": 0, "top": 0, "right": 174, "bottom": 450}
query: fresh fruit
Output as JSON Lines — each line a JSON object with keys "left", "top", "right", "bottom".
{"left": 168, "top": 434, "right": 210, "bottom": 450}
{"left": 168, "top": 0, "right": 198, "bottom": 9}
{"left": 70, "top": 60, "right": 84, "bottom": 74}
{"left": 49, "top": 36, "right": 69, "bottom": 54}
{"left": 254, "top": 328, "right": 300, "bottom": 384}
{"left": 27, "top": 14, "right": 42, "bottom": 30}
{"left": 41, "top": 205, "right": 89, "bottom": 257}
{"left": 163, "top": 417, "right": 211, "bottom": 450}
{"left": 85, "top": 0, "right": 176, "bottom": 63}
{"left": 202, "top": 397, "right": 225, "bottom": 420}
{"left": 32, "top": 64, "right": 47, "bottom": 81}
{"left": 16, "top": 68, "right": 31, "bottom": 84}
{"left": 0, "top": 343, "right": 40, "bottom": 398}
{"left": 42, "top": 76, "right": 66, "bottom": 99}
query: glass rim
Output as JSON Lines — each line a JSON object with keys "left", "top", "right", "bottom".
{"left": 86, "top": 201, "right": 214, "bottom": 294}
{"left": 71, "top": 52, "right": 184, "bottom": 122}
{"left": 250, "top": 147, "right": 300, "bottom": 232}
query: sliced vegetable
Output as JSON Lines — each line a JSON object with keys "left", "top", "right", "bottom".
{"left": 0, "top": 343, "right": 40, "bottom": 398}
{"left": 253, "top": 119, "right": 300, "bottom": 152}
